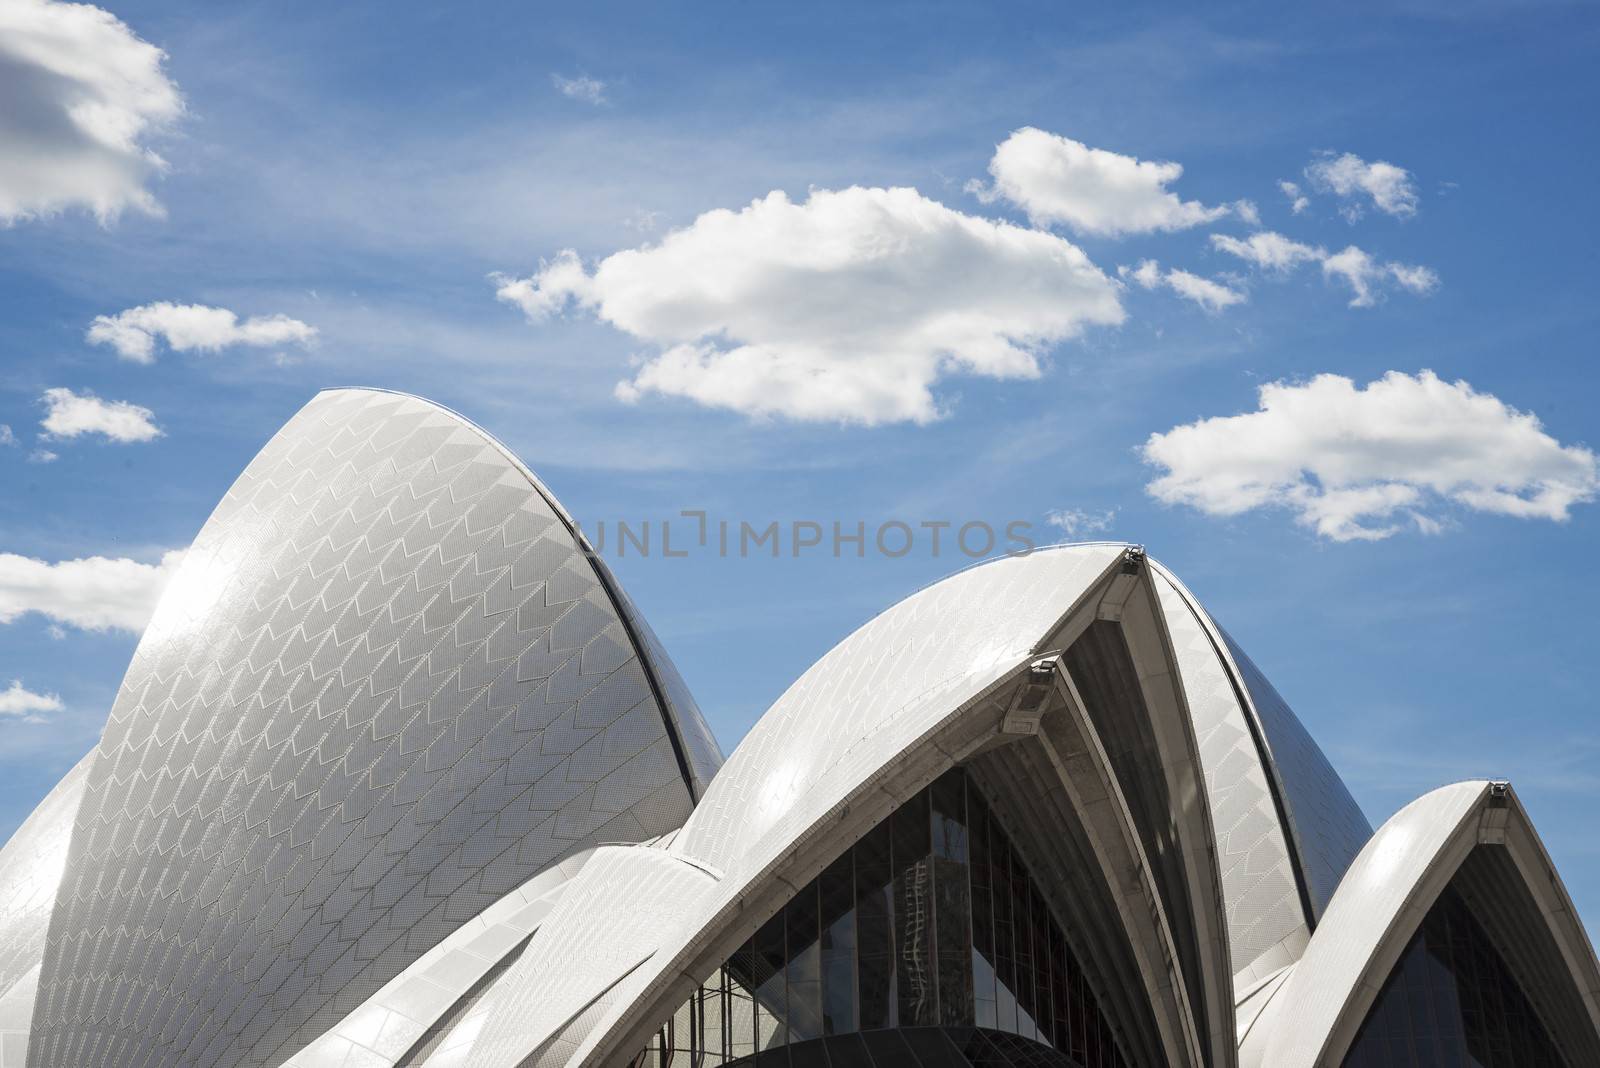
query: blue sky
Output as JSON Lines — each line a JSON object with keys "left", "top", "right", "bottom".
{"left": 2, "top": 0, "right": 1598, "bottom": 936}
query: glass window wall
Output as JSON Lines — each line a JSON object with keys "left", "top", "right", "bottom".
{"left": 633, "top": 768, "right": 1129, "bottom": 1068}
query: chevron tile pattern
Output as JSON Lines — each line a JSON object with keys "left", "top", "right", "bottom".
{"left": 1219, "top": 629, "right": 1373, "bottom": 919}
{"left": 28, "top": 390, "right": 715, "bottom": 1068}
{"left": 1153, "top": 576, "right": 1308, "bottom": 979}
{"left": 0, "top": 752, "right": 94, "bottom": 1068}
{"left": 672, "top": 545, "right": 1122, "bottom": 875}
{"left": 280, "top": 848, "right": 595, "bottom": 1068}
{"left": 0, "top": 753, "right": 92, "bottom": 1005}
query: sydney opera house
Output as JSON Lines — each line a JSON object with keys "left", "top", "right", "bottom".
{"left": 2, "top": 388, "right": 1598, "bottom": 1068}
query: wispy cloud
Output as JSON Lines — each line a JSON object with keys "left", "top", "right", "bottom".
{"left": 1305, "top": 150, "right": 1420, "bottom": 220}
{"left": 1321, "top": 245, "right": 1439, "bottom": 307}
{"left": 1210, "top": 230, "right": 1437, "bottom": 307}
{"left": 551, "top": 73, "right": 606, "bottom": 105}
{"left": 39, "top": 388, "right": 161, "bottom": 443}
{"left": 1277, "top": 179, "right": 1309, "bottom": 215}
{"left": 1144, "top": 370, "right": 1599, "bottom": 541}
{"left": 87, "top": 302, "right": 317, "bottom": 363}
{"left": 0, "top": 680, "right": 64, "bottom": 723}
{"left": 1121, "top": 258, "right": 1246, "bottom": 312}
{"left": 0, "top": 0, "right": 184, "bottom": 224}
{"left": 1046, "top": 507, "right": 1118, "bottom": 538}
{"left": 1209, "top": 230, "right": 1323, "bottom": 273}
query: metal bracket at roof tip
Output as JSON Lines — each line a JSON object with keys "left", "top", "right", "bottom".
{"left": 1002, "top": 655, "right": 1063, "bottom": 736}
{"left": 1121, "top": 545, "right": 1146, "bottom": 573}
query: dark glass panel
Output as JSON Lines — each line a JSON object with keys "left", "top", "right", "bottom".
{"left": 1049, "top": 918, "right": 1070, "bottom": 1053}
{"left": 1010, "top": 843, "right": 1035, "bottom": 1041}
{"left": 992, "top": 832, "right": 1019, "bottom": 1033}
{"left": 820, "top": 1034, "right": 875, "bottom": 1068}
{"left": 903, "top": 1025, "right": 970, "bottom": 1067}
{"left": 893, "top": 788, "right": 937, "bottom": 1027}
{"left": 1342, "top": 887, "right": 1568, "bottom": 1067}
{"left": 1031, "top": 885, "right": 1053, "bottom": 1044}
{"left": 787, "top": 879, "right": 824, "bottom": 1042}
{"left": 932, "top": 769, "right": 975, "bottom": 1028}
{"left": 820, "top": 852, "right": 858, "bottom": 1036}
{"left": 861, "top": 1027, "right": 916, "bottom": 1063}
{"left": 634, "top": 769, "right": 1134, "bottom": 1066}
{"left": 856, "top": 819, "right": 897, "bottom": 1030}
{"left": 728, "top": 939, "right": 759, "bottom": 1060}
{"left": 969, "top": 790, "right": 998, "bottom": 1031}
{"left": 754, "top": 912, "right": 789, "bottom": 1049}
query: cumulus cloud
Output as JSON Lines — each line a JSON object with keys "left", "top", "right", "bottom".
{"left": 0, "top": 0, "right": 183, "bottom": 224}
{"left": 495, "top": 185, "right": 1125, "bottom": 425}
{"left": 1305, "top": 151, "right": 1419, "bottom": 220}
{"left": 0, "top": 548, "right": 183, "bottom": 631}
{"left": 1046, "top": 507, "right": 1117, "bottom": 538}
{"left": 40, "top": 387, "right": 161, "bottom": 442}
{"left": 0, "top": 679, "right": 64, "bottom": 723}
{"left": 87, "top": 301, "right": 317, "bottom": 363}
{"left": 551, "top": 73, "right": 605, "bottom": 104}
{"left": 1143, "top": 371, "right": 1599, "bottom": 541}
{"left": 1120, "top": 258, "right": 1245, "bottom": 313}
{"left": 970, "top": 127, "right": 1232, "bottom": 237}
{"left": 1278, "top": 180, "right": 1309, "bottom": 215}
{"left": 1210, "top": 230, "right": 1437, "bottom": 307}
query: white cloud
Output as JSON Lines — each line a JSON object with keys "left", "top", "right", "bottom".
{"left": 1233, "top": 199, "right": 1260, "bottom": 226}
{"left": 39, "top": 387, "right": 161, "bottom": 442}
{"left": 1124, "top": 259, "right": 1163, "bottom": 290}
{"left": 1278, "top": 179, "right": 1309, "bottom": 215}
{"left": 1322, "top": 245, "right": 1439, "bottom": 307}
{"left": 495, "top": 185, "right": 1125, "bottom": 425}
{"left": 1046, "top": 507, "right": 1117, "bottom": 538}
{"left": 1143, "top": 371, "right": 1599, "bottom": 541}
{"left": 1165, "top": 268, "right": 1247, "bottom": 312}
{"left": 0, "top": 0, "right": 183, "bottom": 224}
{"left": 0, "top": 679, "right": 63, "bottom": 723}
{"left": 1210, "top": 231, "right": 1438, "bottom": 307}
{"left": 551, "top": 73, "right": 606, "bottom": 105}
{"left": 971, "top": 127, "right": 1231, "bottom": 237}
{"left": 87, "top": 302, "right": 317, "bottom": 363}
{"left": 28, "top": 449, "right": 58, "bottom": 464}
{"left": 1120, "top": 258, "right": 1245, "bottom": 313}
{"left": 0, "top": 424, "right": 14, "bottom": 447}
{"left": 1387, "top": 261, "right": 1442, "bottom": 295}
{"left": 1305, "top": 151, "right": 1419, "bottom": 219}
{"left": 1209, "top": 231, "right": 1323, "bottom": 273}
{"left": 0, "top": 549, "right": 183, "bottom": 631}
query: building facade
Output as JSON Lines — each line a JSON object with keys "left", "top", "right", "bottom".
{"left": 1, "top": 389, "right": 1596, "bottom": 1068}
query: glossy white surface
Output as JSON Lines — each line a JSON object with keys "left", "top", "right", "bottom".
{"left": 281, "top": 849, "right": 595, "bottom": 1068}
{"left": 461, "top": 547, "right": 1132, "bottom": 1067}
{"left": 1242, "top": 781, "right": 1487, "bottom": 1067}
{"left": 0, "top": 753, "right": 91, "bottom": 1001}
{"left": 674, "top": 545, "right": 1126, "bottom": 876}
{"left": 1150, "top": 568, "right": 1310, "bottom": 984}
